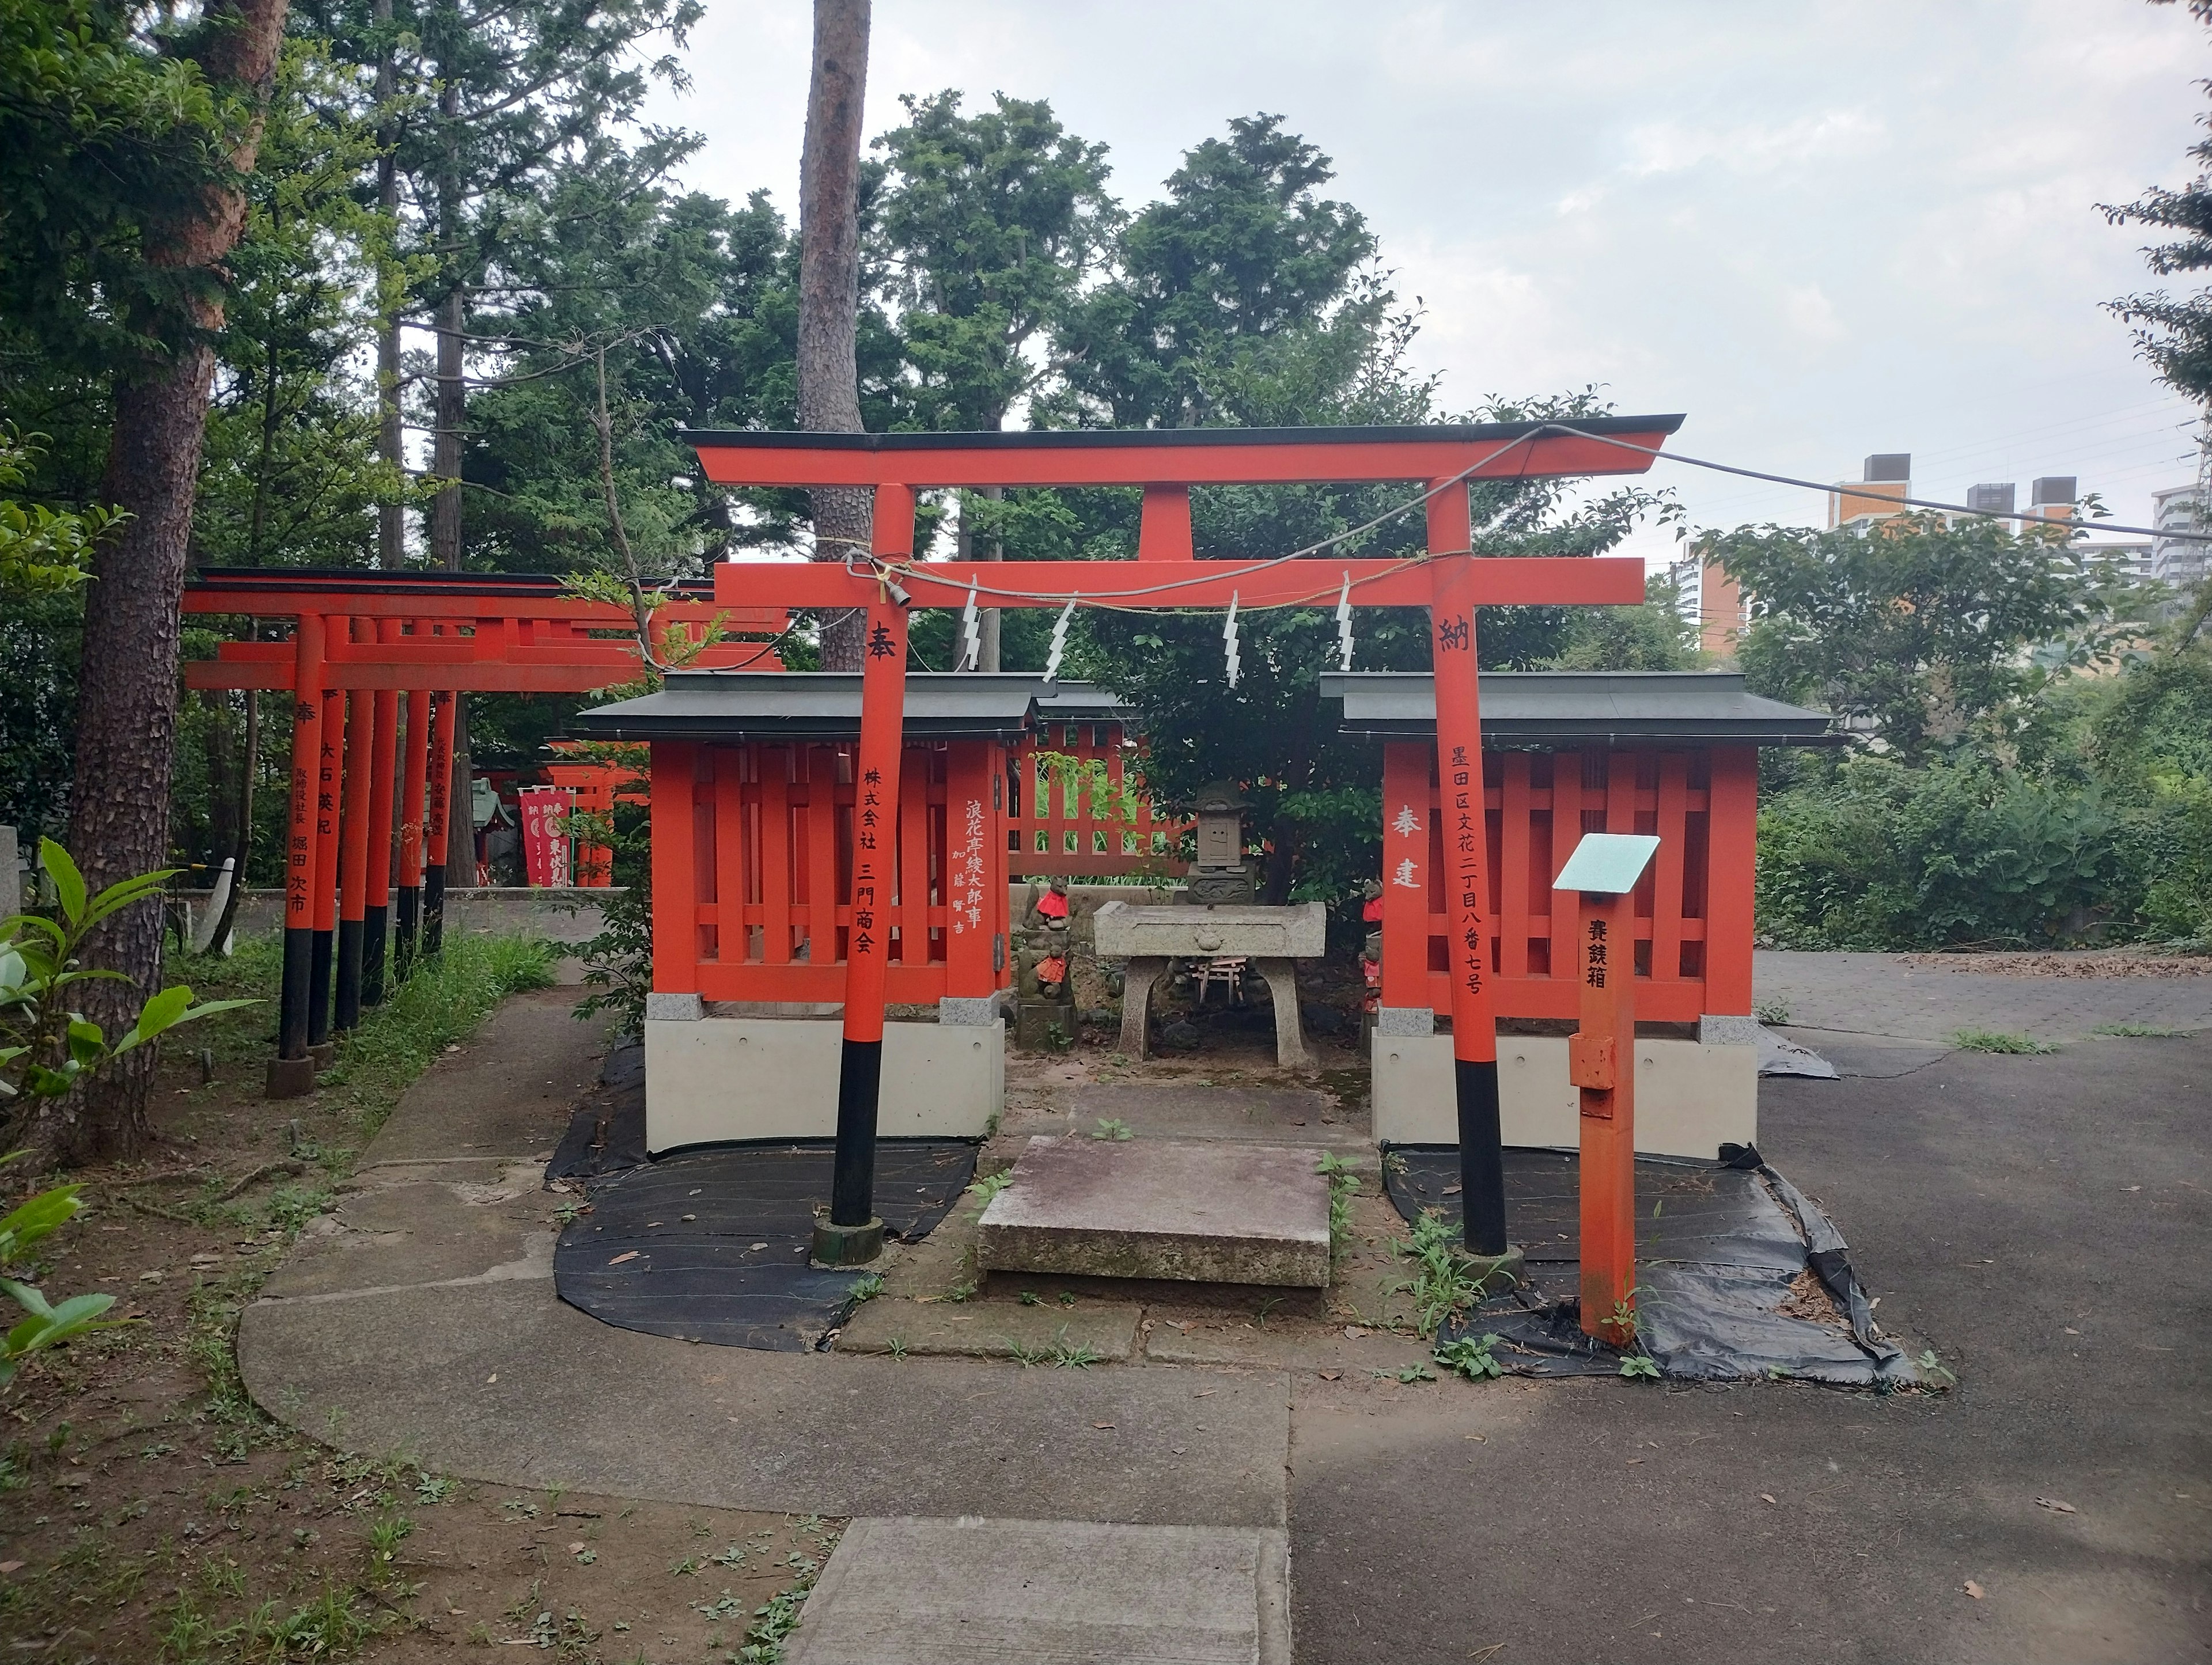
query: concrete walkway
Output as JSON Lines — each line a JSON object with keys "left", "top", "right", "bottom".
{"left": 240, "top": 974, "right": 2211, "bottom": 1662}
{"left": 241, "top": 989, "right": 1289, "bottom": 1530}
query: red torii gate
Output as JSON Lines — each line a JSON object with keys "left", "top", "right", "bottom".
{"left": 181, "top": 568, "right": 783, "bottom": 1094}
{"left": 672, "top": 415, "right": 1682, "bottom": 1266}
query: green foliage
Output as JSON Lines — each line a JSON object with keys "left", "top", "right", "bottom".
{"left": 874, "top": 89, "right": 1118, "bottom": 432}
{"left": 1713, "top": 513, "right": 2126, "bottom": 761}
{"left": 2100, "top": 1, "right": 2212, "bottom": 407}
{"left": 0, "top": 426, "right": 116, "bottom": 594}
{"left": 1619, "top": 1353, "right": 1661, "bottom": 1380}
{"left": 1090, "top": 1117, "right": 1134, "bottom": 1141}
{"left": 1, "top": 839, "right": 255, "bottom": 1112}
{"left": 1755, "top": 752, "right": 2160, "bottom": 949}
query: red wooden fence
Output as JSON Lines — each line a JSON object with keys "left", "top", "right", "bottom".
{"left": 650, "top": 738, "right": 1012, "bottom": 1005}
{"left": 1377, "top": 741, "right": 1755, "bottom": 1023}
{"left": 1007, "top": 720, "right": 1190, "bottom": 879}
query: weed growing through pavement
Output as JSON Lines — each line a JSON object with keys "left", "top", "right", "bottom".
{"left": 1619, "top": 1355, "right": 1661, "bottom": 1380}
{"left": 1435, "top": 1333, "right": 1505, "bottom": 1379}
{"left": 1048, "top": 1326, "right": 1100, "bottom": 1369}
{"left": 1091, "top": 1117, "right": 1134, "bottom": 1140}
{"left": 1753, "top": 998, "right": 1792, "bottom": 1026}
{"left": 1316, "top": 1153, "right": 1359, "bottom": 1265}
{"left": 1917, "top": 1347, "right": 1959, "bottom": 1388}
{"left": 847, "top": 1273, "right": 882, "bottom": 1303}
{"left": 2092, "top": 1022, "right": 2191, "bottom": 1038}
{"left": 1389, "top": 1209, "right": 1499, "bottom": 1337}
{"left": 1952, "top": 1029, "right": 2059, "bottom": 1055}
{"left": 885, "top": 1337, "right": 908, "bottom": 1360}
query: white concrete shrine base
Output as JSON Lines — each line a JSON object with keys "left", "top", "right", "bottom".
{"left": 643, "top": 1015, "right": 1003, "bottom": 1154}
{"left": 1370, "top": 1033, "right": 1756, "bottom": 1160}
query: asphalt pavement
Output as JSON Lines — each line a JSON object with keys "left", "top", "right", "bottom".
{"left": 1287, "top": 1031, "right": 2211, "bottom": 1663}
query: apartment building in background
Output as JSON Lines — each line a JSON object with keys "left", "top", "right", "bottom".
{"left": 2152, "top": 482, "right": 2209, "bottom": 588}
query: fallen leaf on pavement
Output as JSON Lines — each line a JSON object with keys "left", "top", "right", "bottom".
{"left": 1092, "top": 1422, "right": 1114, "bottom": 1430}
{"left": 2035, "top": 1497, "right": 2077, "bottom": 1514}
{"left": 1963, "top": 1580, "right": 1984, "bottom": 1599}
{"left": 1759, "top": 1493, "right": 1776, "bottom": 1504}
{"left": 567, "top": 1541, "right": 585, "bottom": 1553}
{"left": 608, "top": 1251, "right": 639, "bottom": 1265}
{"left": 1319, "top": 1371, "right": 1341, "bottom": 1380}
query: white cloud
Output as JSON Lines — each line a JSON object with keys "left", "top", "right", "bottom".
{"left": 1624, "top": 108, "right": 1885, "bottom": 179}
{"left": 1780, "top": 283, "right": 1844, "bottom": 346}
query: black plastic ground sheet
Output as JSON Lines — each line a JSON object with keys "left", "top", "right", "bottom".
{"left": 1385, "top": 1146, "right": 1914, "bottom": 1387}
{"left": 552, "top": 1140, "right": 977, "bottom": 1351}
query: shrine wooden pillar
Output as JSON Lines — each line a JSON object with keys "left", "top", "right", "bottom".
{"left": 395, "top": 678, "right": 430, "bottom": 979}
{"left": 424, "top": 684, "right": 457, "bottom": 955}
{"left": 309, "top": 679, "right": 343, "bottom": 1048}
{"left": 271, "top": 613, "right": 327, "bottom": 1094}
{"left": 362, "top": 622, "right": 401, "bottom": 1006}
{"left": 817, "top": 482, "right": 915, "bottom": 1265}
{"left": 1554, "top": 833, "right": 1660, "bottom": 1345}
{"left": 334, "top": 654, "right": 377, "bottom": 1033}
{"left": 1425, "top": 485, "right": 1511, "bottom": 1261}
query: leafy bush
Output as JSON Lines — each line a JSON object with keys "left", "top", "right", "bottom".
{"left": 1756, "top": 746, "right": 2211, "bottom": 950}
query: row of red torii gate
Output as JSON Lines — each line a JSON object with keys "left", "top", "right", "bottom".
{"left": 183, "top": 416, "right": 1831, "bottom": 1264}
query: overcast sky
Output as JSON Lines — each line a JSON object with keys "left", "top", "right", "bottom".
{"left": 644, "top": 1, "right": 2206, "bottom": 564}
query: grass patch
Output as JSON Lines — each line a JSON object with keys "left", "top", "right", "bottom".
{"left": 314, "top": 934, "right": 556, "bottom": 1138}
{"left": 2092, "top": 1022, "right": 2192, "bottom": 1038}
{"left": 1951, "top": 1029, "right": 2060, "bottom": 1055}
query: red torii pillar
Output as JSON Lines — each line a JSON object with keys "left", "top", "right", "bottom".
{"left": 309, "top": 677, "right": 343, "bottom": 1049}
{"left": 270, "top": 615, "right": 326, "bottom": 1096}
{"left": 816, "top": 483, "right": 916, "bottom": 1267}
{"left": 395, "top": 682, "right": 431, "bottom": 978}
{"left": 362, "top": 621, "right": 402, "bottom": 1006}
{"left": 1425, "top": 486, "right": 1513, "bottom": 1265}
{"left": 425, "top": 684, "right": 457, "bottom": 955}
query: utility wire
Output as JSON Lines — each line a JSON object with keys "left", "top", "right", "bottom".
{"left": 1539, "top": 424, "right": 2212, "bottom": 544}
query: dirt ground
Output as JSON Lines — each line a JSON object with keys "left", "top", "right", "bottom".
{"left": 0, "top": 944, "right": 838, "bottom": 1663}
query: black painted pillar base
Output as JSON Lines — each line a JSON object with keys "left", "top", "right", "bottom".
{"left": 308, "top": 928, "right": 334, "bottom": 1048}
{"left": 423, "top": 864, "right": 446, "bottom": 957}
{"left": 394, "top": 886, "right": 419, "bottom": 981}
{"left": 278, "top": 926, "right": 313, "bottom": 1060}
{"left": 334, "top": 918, "right": 364, "bottom": 1033}
{"left": 362, "top": 904, "right": 388, "bottom": 1007}
{"left": 1454, "top": 1057, "right": 1509, "bottom": 1256}
{"left": 828, "top": 1037, "right": 883, "bottom": 1235}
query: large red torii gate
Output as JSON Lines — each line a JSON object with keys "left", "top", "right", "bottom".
{"left": 182, "top": 568, "right": 784, "bottom": 1094}
{"left": 668, "top": 415, "right": 1683, "bottom": 1266}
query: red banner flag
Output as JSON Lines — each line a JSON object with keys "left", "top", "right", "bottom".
{"left": 517, "top": 786, "right": 574, "bottom": 888}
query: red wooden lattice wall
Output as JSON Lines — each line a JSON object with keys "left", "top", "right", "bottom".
{"left": 649, "top": 738, "right": 1012, "bottom": 1004}
{"left": 1006, "top": 720, "right": 1190, "bottom": 879}
{"left": 1377, "top": 742, "right": 1756, "bottom": 1023}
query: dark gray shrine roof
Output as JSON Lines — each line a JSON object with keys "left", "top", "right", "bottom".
{"left": 1322, "top": 672, "right": 1835, "bottom": 748}
{"left": 572, "top": 671, "right": 1045, "bottom": 742}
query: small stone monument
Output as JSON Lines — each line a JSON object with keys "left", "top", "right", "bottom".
{"left": 1183, "top": 784, "right": 1255, "bottom": 905}
{"left": 1013, "top": 913, "right": 1076, "bottom": 1050}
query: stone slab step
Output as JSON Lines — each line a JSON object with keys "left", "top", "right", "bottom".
{"left": 977, "top": 1136, "right": 1331, "bottom": 1288}
{"left": 781, "top": 1516, "right": 1291, "bottom": 1665}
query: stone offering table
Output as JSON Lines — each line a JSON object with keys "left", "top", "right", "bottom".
{"left": 975, "top": 1135, "right": 1331, "bottom": 1287}
{"left": 1093, "top": 900, "right": 1326, "bottom": 1068}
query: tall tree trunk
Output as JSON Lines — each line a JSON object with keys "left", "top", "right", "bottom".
{"left": 374, "top": 0, "right": 403, "bottom": 570}
{"left": 52, "top": 0, "right": 291, "bottom": 1166}
{"left": 797, "top": 0, "right": 871, "bottom": 670}
{"left": 432, "top": 79, "right": 473, "bottom": 871}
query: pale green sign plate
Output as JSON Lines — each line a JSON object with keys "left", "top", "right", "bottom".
{"left": 1552, "top": 832, "right": 1661, "bottom": 894}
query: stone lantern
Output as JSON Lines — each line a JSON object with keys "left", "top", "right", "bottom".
{"left": 1185, "top": 783, "right": 1255, "bottom": 905}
